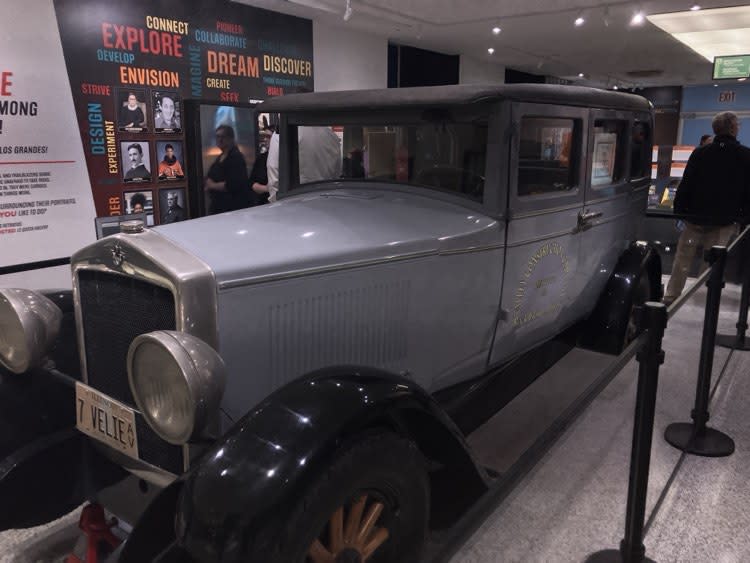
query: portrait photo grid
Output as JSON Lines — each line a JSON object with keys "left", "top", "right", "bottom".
{"left": 114, "top": 88, "right": 188, "bottom": 225}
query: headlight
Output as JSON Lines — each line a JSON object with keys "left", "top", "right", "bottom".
{"left": 0, "top": 289, "right": 62, "bottom": 374}
{"left": 127, "top": 331, "right": 226, "bottom": 445}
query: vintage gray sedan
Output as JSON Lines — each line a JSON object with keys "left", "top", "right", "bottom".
{"left": 0, "top": 84, "right": 660, "bottom": 562}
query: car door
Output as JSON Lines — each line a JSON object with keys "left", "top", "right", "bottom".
{"left": 577, "top": 109, "right": 634, "bottom": 312}
{"left": 489, "top": 102, "right": 588, "bottom": 366}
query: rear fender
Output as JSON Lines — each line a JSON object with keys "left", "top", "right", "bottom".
{"left": 171, "top": 366, "right": 489, "bottom": 563}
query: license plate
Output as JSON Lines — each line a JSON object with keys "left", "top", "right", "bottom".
{"left": 75, "top": 382, "right": 139, "bottom": 460}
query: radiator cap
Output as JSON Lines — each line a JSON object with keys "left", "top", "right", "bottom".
{"left": 120, "top": 219, "right": 145, "bottom": 234}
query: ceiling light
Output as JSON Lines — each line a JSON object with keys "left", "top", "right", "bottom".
{"left": 714, "top": 83, "right": 719, "bottom": 87}
{"left": 613, "top": 85, "right": 619, "bottom": 90}
{"left": 575, "top": 15, "right": 585, "bottom": 26}
{"left": 631, "top": 11, "right": 645, "bottom": 25}
{"left": 690, "top": 4, "right": 701, "bottom": 10}
{"left": 488, "top": 47, "right": 495, "bottom": 54}
{"left": 492, "top": 26, "right": 501, "bottom": 35}
{"left": 649, "top": 6, "right": 750, "bottom": 62}
{"left": 578, "top": 72, "right": 585, "bottom": 77}
{"left": 739, "top": 78, "right": 747, "bottom": 81}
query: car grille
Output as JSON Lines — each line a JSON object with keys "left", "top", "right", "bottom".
{"left": 78, "top": 269, "right": 185, "bottom": 474}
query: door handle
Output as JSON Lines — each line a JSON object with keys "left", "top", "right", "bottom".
{"left": 577, "top": 210, "right": 603, "bottom": 230}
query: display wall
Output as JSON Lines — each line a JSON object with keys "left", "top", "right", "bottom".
{"left": 313, "top": 21, "right": 387, "bottom": 92}
{"left": 53, "top": 0, "right": 314, "bottom": 223}
{"left": 680, "top": 83, "right": 750, "bottom": 145}
{"left": 0, "top": 0, "right": 97, "bottom": 278}
{"left": 459, "top": 55, "right": 505, "bottom": 85}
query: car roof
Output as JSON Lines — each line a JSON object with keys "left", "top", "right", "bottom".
{"left": 259, "top": 83, "right": 652, "bottom": 114}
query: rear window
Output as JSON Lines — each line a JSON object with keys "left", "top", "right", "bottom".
{"left": 518, "top": 117, "right": 580, "bottom": 196}
{"left": 591, "top": 119, "right": 628, "bottom": 187}
{"left": 293, "top": 122, "right": 488, "bottom": 201}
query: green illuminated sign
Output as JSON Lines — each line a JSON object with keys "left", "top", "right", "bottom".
{"left": 713, "top": 55, "right": 750, "bottom": 80}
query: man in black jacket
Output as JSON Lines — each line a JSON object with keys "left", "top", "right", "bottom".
{"left": 664, "top": 111, "right": 750, "bottom": 304}
{"left": 204, "top": 125, "right": 251, "bottom": 214}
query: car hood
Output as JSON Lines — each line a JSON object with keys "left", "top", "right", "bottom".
{"left": 154, "top": 187, "right": 501, "bottom": 286}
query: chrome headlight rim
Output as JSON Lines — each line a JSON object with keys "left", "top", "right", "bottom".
{"left": 127, "top": 330, "right": 226, "bottom": 445}
{"left": 0, "top": 288, "right": 62, "bottom": 374}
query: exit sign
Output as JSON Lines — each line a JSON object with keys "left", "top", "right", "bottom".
{"left": 719, "top": 91, "right": 736, "bottom": 103}
{"left": 713, "top": 55, "right": 750, "bottom": 80}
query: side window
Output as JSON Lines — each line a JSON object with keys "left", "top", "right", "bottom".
{"left": 591, "top": 119, "right": 628, "bottom": 187}
{"left": 629, "top": 121, "right": 651, "bottom": 179}
{"left": 518, "top": 117, "right": 580, "bottom": 197}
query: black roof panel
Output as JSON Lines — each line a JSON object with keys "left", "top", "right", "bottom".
{"left": 259, "top": 83, "right": 651, "bottom": 113}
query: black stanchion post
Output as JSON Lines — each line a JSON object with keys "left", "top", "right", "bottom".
{"left": 585, "top": 302, "right": 668, "bottom": 563}
{"left": 717, "top": 233, "right": 750, "bottom": 350}
{"left": 664, "top": 246, "right": 735, "bottom": 457}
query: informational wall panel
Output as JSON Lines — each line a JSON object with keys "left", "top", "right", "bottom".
{"left": 53, "top": 0, "right": 313, "bottom": 221}
{"left": 0, "top": 0, "right": 97, "bottom": 269}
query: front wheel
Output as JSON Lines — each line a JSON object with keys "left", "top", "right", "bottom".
{"left": 255, "top": 433, "right": 430, "bottom": 563}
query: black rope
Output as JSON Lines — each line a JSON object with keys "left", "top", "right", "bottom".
{"left": 0, "top": 257, "right": 71, "bottom": 276}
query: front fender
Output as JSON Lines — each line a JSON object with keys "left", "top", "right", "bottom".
{"left": 0, "top": 365, "right": 75, "bottom": 460}
{"left": 0, "top": 366, "right": 127, "bottom": 531}
{"left": 580, "top": 241, "right": 662, "bottom": 354}
{"left": 171, "top": 366, "right": 488, "bottom": 563}
{"left": 40, "top": 290, "right": 81, "bottom": 378}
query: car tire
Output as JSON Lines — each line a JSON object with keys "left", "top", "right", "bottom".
{"left": 254, "top": 432, "right": 429, "bottom": 563}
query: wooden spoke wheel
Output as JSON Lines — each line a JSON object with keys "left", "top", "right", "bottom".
{"left": 307, "top": 494, "right": 390, "bottom": 563}
{"left": 243, "top": 433, "right": 428, "bottom": 563}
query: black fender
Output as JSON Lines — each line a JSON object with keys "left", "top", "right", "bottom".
{"left": 157, "top": 366, "right": 489, "bottom": 563}
{"left": 40, "top": 290, "right": 81, "bottom": 378}
{"left": 0, "top": 365, "right": 76, "bottom": 460}
{"left": 0, "top": 366, "right": 127, "bottom": 530}
{"left": 580, "top": 241, "right": 662, "bottom": 354}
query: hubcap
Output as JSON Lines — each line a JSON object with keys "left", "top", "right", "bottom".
{"left": 335, "top": 548, "right": 362, "bottom": 563}
{"left": 307, "top": 494, "right": 390, "bottom": 563}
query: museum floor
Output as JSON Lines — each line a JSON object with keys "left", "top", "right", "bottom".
{"left": 448, "top": 279, "right": 750, "bottom": 563}
{"left": 2, "top": 279, "right": 749, "bottom": 563}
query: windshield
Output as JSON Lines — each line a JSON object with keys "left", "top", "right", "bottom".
{"left": 293, "top": 121, "right": 488, "bottom": 201}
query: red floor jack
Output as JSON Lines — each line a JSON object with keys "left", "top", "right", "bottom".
{"left": 65, "top": 503, "right": 122, "bottom": 563}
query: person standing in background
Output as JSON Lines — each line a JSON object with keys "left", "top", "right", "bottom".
{"left": 204, "top": 125, "right": 251, "bottom": 214}
{"left": 265, "top": 126, "right": 341, "bottom": 203}
{"left": 250, "top": 130, "right": 271, "bottom": 205}
{"left": 663, "top": 111, "right": 750, "bottom": 305}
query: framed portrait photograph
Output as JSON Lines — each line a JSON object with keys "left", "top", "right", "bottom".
{"left": 153, "top": 91, "right": 182, "bottom": 133}
{"left": 117, "top": 88, "right": 148, "bottom": 132}
{"left": 123, "top": 189, "right": 155, "bottom": 226}
{"left": 158, "top": 187, "right": 187, "bottom": 224}
{"left": 155, "top": 140, "right": 186, "bottom": 181}
{"left": 121, "top": 141, "right": 152, "bottom": 183}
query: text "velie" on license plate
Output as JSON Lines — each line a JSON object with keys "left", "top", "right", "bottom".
{"left": 75, "top": 382, "right": 139, "bottom": 459}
